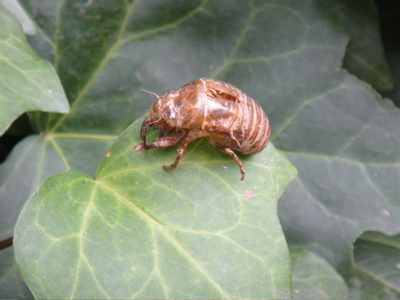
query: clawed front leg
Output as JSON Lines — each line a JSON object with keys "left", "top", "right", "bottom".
{"left": 140, "top": 117, "right": 156, "bottom": 148}
{"left": 135, "top": 129, "right": 186, "bottom": 152}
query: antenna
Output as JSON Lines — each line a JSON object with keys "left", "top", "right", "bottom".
{"left": 141, "top": 88, "right": 160, "bottom": 100}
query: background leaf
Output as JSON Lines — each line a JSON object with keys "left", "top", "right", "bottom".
{"left": 321, "top": 0, "right": 394, "bottom": 92}
{"left": 0, "top": 5, "right": 68, "bottom": 136}
{"left": 379, "top": 0, "right": 400, "bottom": 107}
{"left": 1, "top": 0, "right": 36, "bottom": 35}
{"left": 354, "top": 232, "right": 400, "bottom": 291}
{"left": 0, "top": 0, "right": 399, "bottom": 298}
{"left": 14, "top": 119, "right": 297, "bottom": 299}
{"left": 290, "top": 248, "right": 348, "bottom": 300}
{"left": 347, "top": 231, "right": 400, "bottom": 299}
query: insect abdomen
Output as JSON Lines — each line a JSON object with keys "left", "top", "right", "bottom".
{"left": 237, "top": 94, "right": 270, "bottom": 154}
{"left": 201, "top": 79, "right": 270, "bottom": 154}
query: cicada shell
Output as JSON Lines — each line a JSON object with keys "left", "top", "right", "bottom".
{"left": 137, "top": 78, "right": 270, "bottom": 180}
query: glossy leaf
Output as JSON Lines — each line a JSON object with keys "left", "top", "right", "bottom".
{"left": 321, "top": 0, "right": 394, "bottom": 91}
{"left": 348, "top": 231, "right": 400, "bottom": 299}
{"left": 0, "top": 0, "right": 398, "bottom": 298}
{"left": 0, "top": 5, "right": 68, "bottom": 136}
{"left": 278, "top": 95, "right": 399, "bottom": 268}
{"left": 0, "top": 135, "right": 113, "bottom": 298}
{"left": 0, "top": 247, "right": 32, "bottom": 299}
{"left": 0, "top": 0, "right": 36, "bottom": 35}
{"left": 14, "top": 118, "right": 297, "bottom": 299}
{"left": 290, "top": 248, "right": 348, "bottom": 300}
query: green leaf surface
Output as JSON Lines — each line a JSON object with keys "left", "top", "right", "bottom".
{"left": 0, "top": 134, "right": 114, "bottom": 297}
{"left": 0, "top": 0, "right": 36, "bottom": 35}
{"left": 0, "top": 247, "right": 32, "bottom": 299}
{"left": 0, "top": 0, "right": 398, "bottom": 298}
{"left": 14, "top": 118, "right": 297, "bottom": 299}
{"left": 380, "top": 3, "right": 400, "bottom": 108}
{"left": 321, "top": 0, "right": 394, "bottom": 91}
{"left": 290, "top": 248, "right": 347, "bottom": 300}
{"left": 347, "top": 267, "right": 400, "bottom": 300}
{"left": 278, "top": 95, "right": 400, "bottom": 271}
{"left": 0, "top": 5, "right": 69, "bottom": 136}
{"left": 352, "top": 232, "right": 400, "bottom": 295}
{"left": 384, "top": 54, "right": 400, "bottom": 107}
{"left": 0, "top": 135, "right": 66, "bottom": 297}
{"left": 0, "top": 133, "right": 115, "bottom": 239}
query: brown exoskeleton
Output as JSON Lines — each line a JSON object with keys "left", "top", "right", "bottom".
{"left": 137, "top": 78, "right": 270, "bottom": 180}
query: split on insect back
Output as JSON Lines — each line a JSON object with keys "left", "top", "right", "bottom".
{"left": 134, "top": 78, "right": 270, "bottom": 180}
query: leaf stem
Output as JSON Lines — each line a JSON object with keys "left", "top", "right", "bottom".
{"left": 0, "top": 237, "right": 13, "bottom": 250}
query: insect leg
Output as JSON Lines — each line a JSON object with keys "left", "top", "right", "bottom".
{"left": 141, "top": 118, "right": 154, "bottom": 147}
{"left": 145, "top": 130, "right": 187, "bottom": 150}
{"left": 207, "top": 138, "right": 246, "bottom": 180}
{"left": 163, "top": 130, "right": 202, "bottom": 170}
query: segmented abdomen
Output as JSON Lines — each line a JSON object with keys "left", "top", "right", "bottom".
{"left": 201, "top": 78, "right": 270, "bottom": 154}
{"left": 230, "top": 90, "right": 270, "bottom": 154}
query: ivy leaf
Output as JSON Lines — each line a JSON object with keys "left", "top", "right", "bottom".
{"left": 348, "top": 231, "right": 400, "bottom": 299}
{"left": 321, "top": 0, "right": 394, "bottom": 91}
{"left": 278, "top": 96, "right": 400, "bottom": 271}
{"left": 0, "top": 0, "right": 398, "bottom": 298}
{"left": 14, "top": 118, "right": 297, "bottom": 299}
{"left": 353, "top": 232, "right": 400, "bottom": 291}
{"left": 1, "top": 0, "right": 36, "bottom": 35}
{"left": 290, "top": 248, "right": 347, "bottom": 299}
{"left": 0, "top": 5, "right": 68, "bottom": 136}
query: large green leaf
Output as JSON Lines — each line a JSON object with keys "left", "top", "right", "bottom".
{"left": 14, "top": 118, "right": 297, "bottom": 299}
{"left": 0, "top": 247, "right": 32, "bottom": 299}
{"left": 321, "top": 0, "right": 394, "bottom": 92}
{"left": 1, "top": 0, "right": 36, "bottom": 35}
{"left": 347, "top": 231, "right": 400, "bottom": 299}
{"left": 380, "top": 0, "right": 400, "bottom": 107}
{"left": 0, "top": 134, "right": 113, "bottom": 298}
{"left": 0, "top": 5, "right": 68, "bottom": 136}
{"left": 278, "top": 95, "right": 399, "bottom": 267}
{"left": 290, "top": 248, "right": 347, "bottom": 300}
{"left": 0, "top": 0, "right": 398, "bottom": 298}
